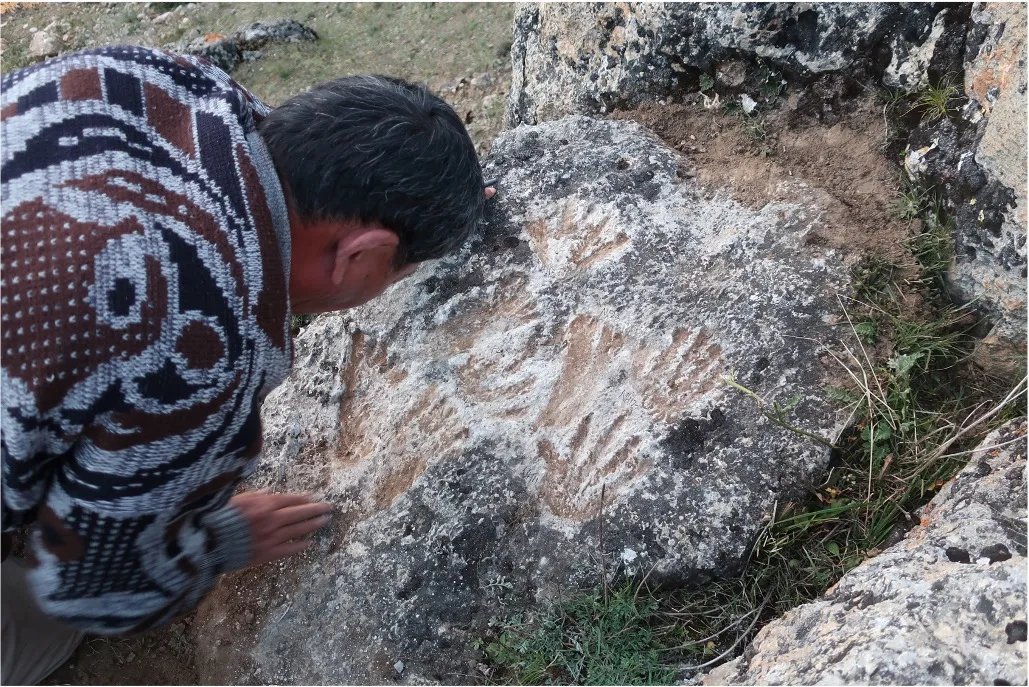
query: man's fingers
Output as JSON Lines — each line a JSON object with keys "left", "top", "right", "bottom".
{"left": 273, "top": 516, "right": 330, "bottom": 544}
{"left": 268, "top": 539, "right": 313, "bottom": 562}
{"left": 275, "top": 502, "right": 333, "bottom": 526}
{"left": 268, "top": 492, "right": 319, "bottom": 509}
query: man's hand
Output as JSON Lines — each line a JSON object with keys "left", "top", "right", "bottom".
{"left": 229, "top": 491, "right": 332, "bottom": 568}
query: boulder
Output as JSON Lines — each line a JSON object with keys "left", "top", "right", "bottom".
{"left": 955, "top": 2, "right": 1026, "bottom": 374}
{"left": 235, "top": 19, "right": 318, "bottom": 51}
{"left": 192, "top": 115, "right": 855, "bottom": 683}
{"left": 902, "top": 2, "right": 1027, "bottom": 379}
{"left": 177, "top": 19, "right": 317, "bottom": 72}
{"left": 702, "top": 419, "right": 1028, "bottom": 685}
{"left": 506, "top": 3, "right": 952, "bottom": 127}
{"left": 27, "top": 29, "right": 59, "bottom": 59}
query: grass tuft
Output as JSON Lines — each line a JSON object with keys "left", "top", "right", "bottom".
{"left": 484, "top": 583, "right": 677, "bottom": 685}
{"left": 908, "top": 74, "right": 961, "bottom": 125}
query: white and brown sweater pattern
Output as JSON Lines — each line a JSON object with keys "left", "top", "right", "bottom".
{"left": 1, "top": 46, "right": 292, "bottom": 633}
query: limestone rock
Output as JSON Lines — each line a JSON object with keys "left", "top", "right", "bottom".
{"left": 902, "top": 3, "right": 1027, "bottom": 378}
{"left": 176, "top": 19, "right": 317, "bottom": 72}
{"left": 193, "top": 115, "right": 856, "bottom": 684}
{"left": 235, "top": 19, "right": 318, "bottom": 51}
{"left": 956, "top": 2, "right": 1027, "bottom": 374}
{"left": 702, "top": 420, "right": 1028, "bottom": 686}
{"left": 181, "top": 33, "right": 240, "bottom": 72}
{"left": 507, "top": 3, "right": 949, "bottom": 126}
{"left": 28, "top": 30, "right": 59, "bottom": 59}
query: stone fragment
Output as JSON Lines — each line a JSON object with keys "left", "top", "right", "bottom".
{"left": 175, "top": 18, "right": 317, "bottom": 72}
{"left": 235, "top": 19, "right": 318, "bottom": 51}
{"left": 28, "top": 30, "right": 59, "bottom": 59}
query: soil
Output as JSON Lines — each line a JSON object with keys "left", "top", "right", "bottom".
{"left": 611, "top": 96, "right": 915, "bottom": 267}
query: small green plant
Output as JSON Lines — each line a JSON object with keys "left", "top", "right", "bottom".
{"left": 698, "top": 73, "right": 715, "bottom": 93}
{"left": 486, "top": 583, "right": 677, "bottom": 685}
{"left": 908, "top": 203, "right": 953, "bottom": 286}
{"left": 892, "top": 181, "right": 931, "bottom": 221}
{"left": 291, "top": 314, "right": 313, "bottom": 336}
{"left": 909, "top": 74, "right": 961, "bottom": 125}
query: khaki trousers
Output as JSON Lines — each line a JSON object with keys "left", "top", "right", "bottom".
{"left": 1, "top": 558, "right": 83, "bottom": 685}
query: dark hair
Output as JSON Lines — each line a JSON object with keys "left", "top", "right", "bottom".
{"left": 258, "top": 75, "right": 484, "bottom": 264}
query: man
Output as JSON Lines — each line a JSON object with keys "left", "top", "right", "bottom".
{"left": 1, "top": 45, "right": 491, "bottom": 683}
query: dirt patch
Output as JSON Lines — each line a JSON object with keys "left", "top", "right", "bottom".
{"left": 611, "top": 97, "right": 914, "bottom": 266}
{"left": 43, "top": 621, "right": 197, "bottom": 685}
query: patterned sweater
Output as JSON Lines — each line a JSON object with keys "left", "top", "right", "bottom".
{"left": 1, "top": 46, "right": 293, "bottom": 634}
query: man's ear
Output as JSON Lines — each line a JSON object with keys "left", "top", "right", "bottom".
{"left": 330, "top": 228, "right": 400, "bottom": 285}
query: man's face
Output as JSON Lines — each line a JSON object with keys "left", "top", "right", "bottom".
{"left": 289, "top": 218, "right": 419, "bottom": 315}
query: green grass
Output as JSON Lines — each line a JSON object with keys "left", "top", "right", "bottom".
{"left": 908, "top": 74, "right": 961, "bottom": 125}
{"left": 892, "top": 181, "right": 931, "bottom": 221}
{"left": 484, "top": 583, "right": 677, "bottom": 685}
{"left": 907, "top": 201, "right": 953, "bottom": 287}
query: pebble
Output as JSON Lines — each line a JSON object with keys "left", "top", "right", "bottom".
{"left": 28, "top": 30, "right": 59, "bottom": 58}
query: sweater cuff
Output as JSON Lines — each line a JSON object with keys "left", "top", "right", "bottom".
{"left": 203, "top": 504, "right": 252, "bottom": 574}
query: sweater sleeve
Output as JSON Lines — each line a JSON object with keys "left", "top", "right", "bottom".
{"left": 18, "top": 442, "right": 256, "bottom": 634}
{"left": 1, "top": 45, "right": 291, "bottom": 635}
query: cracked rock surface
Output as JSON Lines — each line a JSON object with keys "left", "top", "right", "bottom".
{"left": 506, "top": 3, "right": 950, "bottom": 126}
{"left": 702, "top": 419, "right": 1028, "bottom": 686}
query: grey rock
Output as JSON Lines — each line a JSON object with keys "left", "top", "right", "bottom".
{"left": 235, "top": 19, "right": 318, "bottom": 51}
{"left": 176, "top": 18, "right": 317, "bottom": 72}
{"left": 181, "top": 34, "right": 240, "bottom": 72}
{"left": 702, "top": 420, "right": 1028, "bottom": 686}
{"left": 507, "top": 3, "right": 949, "bottom": 126}
{"left": 904, "top": 3, "right": 1027, "bottom": 378}
{"left": 956, "top": 2, "right": 1026, "bottom": 372}
{"left": 27, "top": 30, "right": 59, "bottom": 59}
{"left": 195, "top": 116, "right": 855, "bottom": 683}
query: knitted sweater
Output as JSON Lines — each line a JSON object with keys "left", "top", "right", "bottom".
{"left": 1, "top": 46, "right": 293, "bottom": 634}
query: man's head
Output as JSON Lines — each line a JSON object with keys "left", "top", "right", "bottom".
{"left": 259, "top": 75, "right": 485, "bottom": 314}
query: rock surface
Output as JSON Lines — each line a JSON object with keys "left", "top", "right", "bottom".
{"left": 27, "top": 29, "right": 59, "bottom": 59}
{"left": 901, "top": 2, "right": 1027, "bottom": 378}
{"left": 955, "top": 2, "right": 1026, "bottom": 372}
{"left": 192, "top": 115, "right": 854, "bottom": 683}
{"left": 176, "top": 19, "right": 317, "bottom": 72}
{"left": 702, "top": 419, "right": 1028, "bottom": 686}
{"left": 506, "top": 3, "right": 952, "bottom": 127}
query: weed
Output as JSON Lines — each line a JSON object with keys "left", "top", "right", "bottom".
{"left": 698, "top": 73, "right": 715, "bottom": 93}
{"left": 486, "top": 583, "right": 677, "bottom": 685}
{"left": 291, "top": 314, "right": 313, "bottom": 336}
{"left": 908, "top": 74, "right": 961, "bottom": 125}
{"left": 757, "top": 64, "right": 786, "bottom": 101}
{"left": 907, "top": 202, "right": 953, "bottom": 286}
{"left": 892, "top": 181, "right": 931, "bottom": 221}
